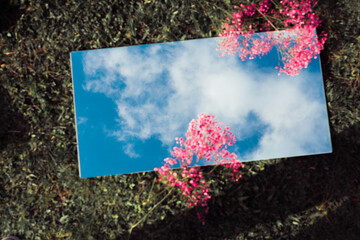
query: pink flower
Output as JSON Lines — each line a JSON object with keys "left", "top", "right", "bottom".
{"left": 217, "top": 0, "right": 327, "bottom": 76}
{"left": 154, "top": 113, "right": 243, "bottom": 224}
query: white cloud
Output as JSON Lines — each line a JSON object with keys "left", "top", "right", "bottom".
{"left": 123, "top": 143, "right": 140, "bottom": 158}
{"left": 77, "top": 117, "right": 88, "bottom": 125}
{"left": 82, "top": 37, "right": 330, "bottom": 161}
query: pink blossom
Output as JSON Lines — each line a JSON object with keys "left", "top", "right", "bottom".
{"left": 154, "top": 113, "right": 243, "bottom": 224}
{"left": 217, "top": 0, "right": 327, "bottom": 76}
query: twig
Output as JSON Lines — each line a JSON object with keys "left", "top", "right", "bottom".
{"left": 254, "top": 6, "right": 279, "bottom": 31}
{"left": 146, "top": 177, "right": 157, "bottom": 202}
{"left": 208, "top": 164, "right": 220, "bottom": 175}
{"left": 128, "top": 189, "right": 174, "bottom": 240}
{"left": 270, "top": 0, "right": 280, "bottom": 8}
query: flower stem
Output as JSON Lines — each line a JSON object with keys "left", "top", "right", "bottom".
{"left": 269, "top": 0, "right": 280, "bottom": 8}
{"left": 146, "top": 177, "right": 157, "bottom": 203}
{"left": 208, "top": 164, "right": 220, "bottom": 175}
{"left": 254, "top": 6, "right": 279, "bottom": 31}
{"left": 128, "top": 189, "right": 174, "bottom": 239}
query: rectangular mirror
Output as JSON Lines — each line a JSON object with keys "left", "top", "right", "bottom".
{"left": 70, "top": 32, "right": 332, "bottom": 178}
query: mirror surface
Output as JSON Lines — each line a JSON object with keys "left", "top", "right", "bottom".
{"left": 71, "top": 33, "right": 332, "bottom": 178}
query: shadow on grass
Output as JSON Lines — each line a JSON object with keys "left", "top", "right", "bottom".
{"left": 293, "top": 197, "right": 360, "bottom": 240}
{"left": 127, "top": 121, "right": 359, "bottom": 240}
{"left": 0, "top": 0, "right": 24, "bottom": 33}
{"left": 0, "top": 86, "right": 29, "bottom": 153}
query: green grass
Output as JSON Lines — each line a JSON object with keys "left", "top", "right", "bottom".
{"left": 0, "top": 0, "right": 359, "bottom": 239}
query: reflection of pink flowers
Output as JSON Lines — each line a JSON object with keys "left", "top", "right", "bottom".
{"left": 154, "top": 113, "right": 243, "bottom": 224}
{"left": 274, "top": 26, "right": 326, "bottom": 75}
{"left": 217, "top": 0, "right": 327, "bottom": 76}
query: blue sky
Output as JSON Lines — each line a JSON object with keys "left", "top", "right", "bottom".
{"left": 70, "top": 32, "right": 332, "bottom": 178}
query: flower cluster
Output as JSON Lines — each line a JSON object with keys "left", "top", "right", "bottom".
{"left": 217, "top": 0, "right": 327, "bottom": 76}
{"left": 154, "top": 113, "right": 243, "bottom": 224}
{"left": 218, "top": 0, "right": 273, "bottom": 59}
